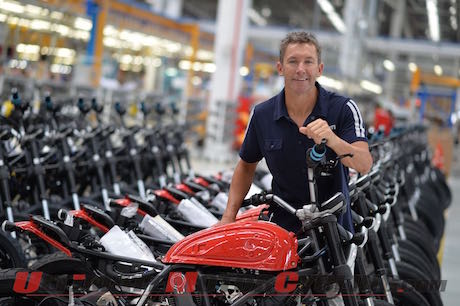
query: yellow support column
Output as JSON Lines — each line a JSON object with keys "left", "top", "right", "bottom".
{"left": 92, "top": 0, "right": 108, "bottom": 87}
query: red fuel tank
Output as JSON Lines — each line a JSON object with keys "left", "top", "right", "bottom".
{"left": 162, "top": 221, "right": 299, "bottom": 271}
{"left": 235, "top": 205, "right": 269, "bottom": 222}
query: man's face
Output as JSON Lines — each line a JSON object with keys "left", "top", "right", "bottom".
{"left": 277, "top": 43, "right": 323, "bottom": 95}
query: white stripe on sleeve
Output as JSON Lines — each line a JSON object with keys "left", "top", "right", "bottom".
{"left": 346, "top": 100, "right": 365, "bottom": 138}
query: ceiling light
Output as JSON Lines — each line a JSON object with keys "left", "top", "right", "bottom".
{"left": 7, "top": 16, "right": 19, "bottom": 25}
{"left": 360, "top": 80, "right": 382, "bottom": 94}
{"left": 103, "top": 25, "right": 118, "bottom": 37}
{"left": 434, "top": 65, "right": 442, "bottom": 75}
{"left": 74, "top": 17, "right": 92, "bottom": 31}
{"left": 192, "top": 62, "right": 202, "bottom": 71}
{"left": 317, "top": 0, "right": 334, "bottom": 14}
{"left": 317, "top": 76, "right": 344, "bottom": 90}
{"left": 240, "top": 66, "right": 249, "bottom": 76}
{"left": 179, "top": 60, "right": 191, "bottom": 70}
{"left": 0, "top": 14, "right": 6, "bottom": 22}
{"left": 16, "top": 44, "right": 40, "bottom": 54}
{"left": 30, "top": 19, "right": 50, "bottom": 30}
{"left": 248, "top": 8, "right": 267, "bottom": 26}
{"left": 50, "top": 11, "right": 63, "bottom": 20}
{"left": 426, "top": 0, "right": 440, "bottom": 41}
{"left": 120, "top": 54, "right": 132, "bottom": 64}
{"left": 317, "top": 0, "right": 346, "bottom": 33}
{"left": 408, "top": 62, "right": 418, "bottom": 72}
{"left": 2, "top": 1, "right": 24, "bottom": 14}
{"left": 202, "top": 63, "right": 216, "bottom": 73}
{"left": 103, "top": 37, "right": 119, "bottom": 48}
{"left": 383, "top": 59, "right": 395, "bottom": 71}
{"left": 25, "top": 4, "right": 42, "bottom": 15}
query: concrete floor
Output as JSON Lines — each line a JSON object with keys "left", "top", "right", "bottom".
{"left": 440, "top": 146, "right": 460, "bottom": 306}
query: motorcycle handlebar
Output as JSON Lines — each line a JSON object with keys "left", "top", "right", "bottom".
{"left": 242, "top": 193, "right": 296, "bottom": 215}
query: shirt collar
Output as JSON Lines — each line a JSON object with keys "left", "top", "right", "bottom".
{"left": 273, "top": 82, "right": 329, "bottom": 121}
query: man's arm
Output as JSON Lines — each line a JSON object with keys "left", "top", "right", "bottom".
{"left": 299, "top": 119, "right": 373, "bottom": 174}
{"left": 220, "top": 159, "right": 259, "bottom": 224}
{"left": 326, "top": 139, "right": 372, "bottom": 173}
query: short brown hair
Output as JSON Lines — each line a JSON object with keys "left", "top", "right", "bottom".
{"left": 279, "top": 31, "right": 322, "bottom": 64}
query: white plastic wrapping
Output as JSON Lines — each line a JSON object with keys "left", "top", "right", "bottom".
{"left": 139, "top": 214, "right": 184, "bottom": 242}
{"left": 177, "top": 199, "right": 218, "bottom": 227}
{"left": 210, "top": 192, "right": 228, "bottom": 213}
{"left": 100, "top": 226, "right": 156, "bottom": 262}
{"left": 120, "top": 202, "right": 138, "bottom": 218}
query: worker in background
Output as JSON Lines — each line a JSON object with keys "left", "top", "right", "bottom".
{"left": 374, "top": 103, "right": 394, "bottom": 136}
{"left": 219, "top": 31, "right": 373, "bottom": 233}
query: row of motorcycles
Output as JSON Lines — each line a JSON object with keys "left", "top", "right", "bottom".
{"left": 0, "top": 89, "right": 452, "bottom": 306}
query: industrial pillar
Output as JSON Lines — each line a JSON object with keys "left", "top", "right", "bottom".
{"left": 204, "top": 0, "right": 250, "bottom": 161}
{"left": 384, "top": 0, "right": 406, "bottom": 100}
{"left": 339, "top": 0, "right": 364, "bottom": 83}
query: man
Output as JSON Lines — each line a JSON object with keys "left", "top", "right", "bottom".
{"left": 220, "top": 32, "right": 373, "bottom": 233}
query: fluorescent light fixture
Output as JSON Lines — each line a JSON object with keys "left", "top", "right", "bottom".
{"left": 179, "top": 60, "right": 191, "bottom": 70}
{"left": 103, "top": 37, "right": 120, "bottom": 48}
{"left": 434, "top": 65, "right": 442, "bottom": 75}
{"left": 120, "top": 54, "right": 133, "bottom": 64}
{"left": 50, "top": 11, "right": 63, "bottom": 20}
{"left": 104, "top": 25, "right": 119, "bottom": 37}
{"left": 202, "top": 63, "right": 216, "bottom": 73}
{"left": 360, "top": 80, "right": 382, "bottom": 94}
{"left": 7, "top": 16, "right": 19, "bottom": 25}
{"left": 30, "top": 19, "right": 50, "bottom": 30}
{"left": 2, "top": 1, "right": 24, "bottom": 14}
{"left": 317, "top": 76, "right": 344, "bottom": 90}
{"left": 317, "top": 0, "right": 346, "bottom": 33}
{"left": 25, "top": 4, "right": 42, "bottom": 16}
{"left": 166, "top": 43, "right": 181, "bottom": 53}
{"left": 74, "top": 17, "right": 92, "bottom": 31}
{"left": 53, "top": 24, "right": 70, "bottom": 36}
{"left": 248, "top": 8, "right": 267, "bottom": 26}
{"left": 426, "top": 0, "right": 440, "bottom": 41}
{"left": 54, "top": 48, "right": 75, "bottom": 58}
{"left": 50, "top": 64, "right": 72, "bottom": 74}
{"left": 18, "top": 18, "right": 30, "bottom": 27}
{"left": 383, "top": 59, "right": 395, "bottom": 71}
{"left": 196, "top": 50, "right": 214, "bottom": 61}
{"left": 192, "top": 62, "right": 202, "bottom": 71}
{"left": 317, "top": 0, "right": 334, "bottom": 13}
{"left": 240, "top": 66, "right": 249, "bottom": 76}
{"left": 408, "top": 62, "right": 418, "bottom": 72}
{"left": 16, "top": 44, "right": 40, "bottom": 54}
{"left": 143, "top": 36, "right": 159, "bottom": 47}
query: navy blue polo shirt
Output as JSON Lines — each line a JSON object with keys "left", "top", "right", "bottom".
{"left": 240, "top": 82, "right": 368, "bottom": 233}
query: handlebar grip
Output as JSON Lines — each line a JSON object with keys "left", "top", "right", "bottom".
{"left": 242, "top": 193, "right": 262, "bottom": 207}
{"left": 309, "top": 139, "right": 327, "bottom": 162}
